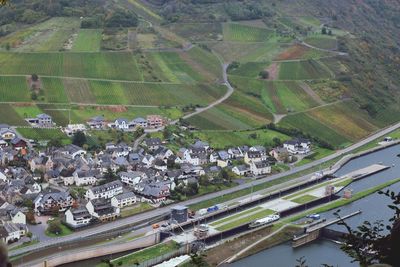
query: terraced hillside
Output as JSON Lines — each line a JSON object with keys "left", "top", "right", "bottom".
{"left": 0, "top": 0, "right": 399, "bottom": 150}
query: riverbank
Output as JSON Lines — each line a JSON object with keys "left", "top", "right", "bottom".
{"left": 205, "top": 177, "right": 400, "bottom": 266}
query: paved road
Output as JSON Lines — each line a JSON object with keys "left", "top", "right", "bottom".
{"left": 10, "top": 121, "right": 400, "bottom": 257}
{"left": 172, "top": 63, "right": 234, "bottom": 123}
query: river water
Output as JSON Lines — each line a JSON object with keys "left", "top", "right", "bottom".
{"left": 230, "top": 144, "right": 400, "bottom": 267}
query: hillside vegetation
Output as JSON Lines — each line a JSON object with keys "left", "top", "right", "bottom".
{"left": 0, "top": 0, "right": 399, "bottom": 149}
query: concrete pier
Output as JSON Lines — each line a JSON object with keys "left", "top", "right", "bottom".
{"left": 340, "top": 164, "right": 390, "bottom": 181}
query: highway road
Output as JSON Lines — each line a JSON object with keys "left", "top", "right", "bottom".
{"left": 10, "top": 121, "right": 400, "bottom": 258}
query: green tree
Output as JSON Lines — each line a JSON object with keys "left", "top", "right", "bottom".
{"left": 336, "top": 189, "right": 400, "bottom": 266}
{"left": 259, "top": 70, "right": 269, "bottom": 79}
{"left": 47, "top": 220, "right": 62, "bottom": 235}
{"left": 48, "top": 137, "right": 62, "bottom": 148}
{"left": 72, "top": 131, "right": 87, "bottom": 147}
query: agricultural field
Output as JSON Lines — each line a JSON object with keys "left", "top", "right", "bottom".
{"left": 275, "top": 44, "right": 333, "bottom": 61}
{"left": 0, "top": 76, "right": 30, "bottom": 102}
{"left": 186, "top": 106, "right": 254, "bottom": 131}
{"left": 145, "top": 52, "right": 204, "bottom": 83}
{"left": 306, "top": 79, "right": 349, "bottom": 103}
{"left": 0, "top": 17, "right": 80, "bottom": 52}
{"left": 263, "top": 81, "right": 319, "bottom": 113}
{"left": 307, "top": 101, "right": 380, "bottom": 141}
{"left": 72, "top": 29, "right": 102, "bottom": 52}
{"left": 228, "top": 62, "right": 271, "bottom": 78}
{"left": 0, "top": 50, "right": 210, "bottom": 83}
{"left": 304, "top": 35, "right": 338, "bottom": 50}
{"left": 278, "top": 112, "right": 350, "bottom": 148}
{"left": 278, "top": 60, "right": 332, "bottom": 80}
{"left": 186, "top": 90, "right": 273, "bottom": 131}
{"left": 186, "top": 46, "right": 222, "bottom": 81}
{"left": 88, "top": 81, "right": 225, "bottom": 106}
{"left": 193, "top": 129, "right": 290, "bottom": 150}
{"left": 102, "top": 28, "right": 128, "bottom": 51}
{"left": 63, "top": 79, "right": 97, "bottom": 104}
{"left": 41, "top": 77, "right": 69, "bottom": 103}
{"left": 223, "top": 23, "right": 274, "bottom": 42}
{"left": 167, "top": 22, "right": 222, "bottom": 41}
{"left": 0, "top": 104, "right": 28, "bottom": 126}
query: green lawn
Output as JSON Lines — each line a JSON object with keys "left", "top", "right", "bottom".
{"left": 72, "top": 29, "right": 102, "bottom": 52}
{"left": 295, "top": 147, "right": 334, "bottom": 166}
{"left": 107, "top": 241, "right": 179, "bottom": 267}
{"left": 45, "top": 222, "right": 73, "bottom": 238}
{"left": 16, "top": 128, "right": 71, "bottom": 144}
{"left": 120, "top": 203, "right": 154, "bottom": 218}
{"left": 291, "top": 194, "right": 318, "bottom": 204}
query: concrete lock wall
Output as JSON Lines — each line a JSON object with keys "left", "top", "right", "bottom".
{"left": 30, "top": 233, "right": 159, "bottom": 267}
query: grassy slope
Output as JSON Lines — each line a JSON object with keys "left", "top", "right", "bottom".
{"left": 72, "top": 29, "right": 102, "bottom": 52}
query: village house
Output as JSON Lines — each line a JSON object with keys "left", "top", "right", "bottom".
{"left": 269, "top": 147, "right": 291, "bottom": 163}
{"left": 34, "top": 191, "right": 74, "bottom": 215}
{"left": 232, "top": 165, "right": 250, "bottom": 176}
{"left": 85, "top": 180, "right": 123, "bottom": 200}
{"left": 250, "top": 161, "right": 271, "bottom": 176}
{"left": 283, "top": 138, "right": 311, "bottom": 155}
{"left": 244, "top": 147, "right": 267, "bottom": 164}
{"left": 0, "top": 129, "right": 16, "bottom": 141}
{"left": 73, "top": 169, "right": 99, "bottom": 186}
{"left": 111, "top": 191, "right": 136, "bottom": 208}
{"left": 87, "top": 116, "right": 106, "bottom": 129}
{"left": 119, "top": 171, "right": 146, "bottom": 187}
{"left": 26, "top": 114, "right": 54, "bottom": 127}
{"left": 216, "top": 151, "right": 231, "bottom": 168}
{"left": 0, "top": 222, "right": 27, "bottom": 244}
{"left": 65, "top": 207, "right": 92, "bottom": 228}
{"left": 59, "top": 144, "right": 86, "bottom": 158}
{"left": 136, "top": 181, "right": 170, "bottom": 203}
{"left": 63, "top": 124, "right": 87, "bottom": 137}
{"left": 110, "top": 118, "right": 130, "bottom": 131}
{"left": 130, "top": 117, "right": 147, "bottom": 128}
{"left": 86, "top": 198, "right": 120, "bottom": 222}
{"left": 144, "top": 138, "right": 162, "bottom": 151}
{"left": 146, "top": 115, "right": 164, "bottom": 129}
{"left": 11, "top": 138, "right": 27, "bottom": 150}
{"left": 29, "top": 156, "right": 53, "bottom": 173}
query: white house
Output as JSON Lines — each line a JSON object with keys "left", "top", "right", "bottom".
{"left": 63, "top": 124, "right": 87, "bottom": 137}
{"left": 0, "top": 129, "right": 16, "bottom": 141}
{"left": 10, "top": 210, "right": 26, "bottom": 225}
{"left": 111, "top": 192, "right": 136, "bottom": 208}
{"left": 244, "top": 150, "right": 267, "bottom": 164}
{"left": 65, "top": 208, "right": 92, "bottom": 228}
{"left": 232, "top": 165, "right": 250, "bottom": 176}
{"left": 0, "top": 222, "right": 27, "bottom": 244}
{"left": 112, "top": 118, "right": 129, "bottom": 130}
{"left": 85, "top": 181, "right": 123, "bottom": 200}
{"left": 283, "top": 138, "right": 311, "bottom": 155}
{"left": 119, "top": 171, "right": 146, "bottom": 187}
{"left": 73, "top": 170, "right": 98, "bottom": 186}
{"left": 250, "top": 161, "right": 271, "bottom": 176}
